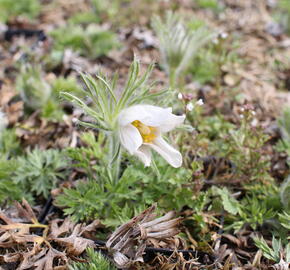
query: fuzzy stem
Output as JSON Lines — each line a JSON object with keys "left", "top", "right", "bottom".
{"left": 108, "top": 132, "right": 122, "bottom": 184}
{"left": 169, "top": 68, "right": 177, "bottom": 90}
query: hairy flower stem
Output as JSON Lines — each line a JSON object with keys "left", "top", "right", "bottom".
{"left": 169, "top": 68, "right": 177, "bottom": 90}
{"left": 108, "top": 132, "right": 122, "bottom": 184}
{"left": 169, "top": 68, "right": 185, "bottom": 97}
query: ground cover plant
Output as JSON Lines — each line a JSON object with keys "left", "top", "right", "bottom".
{"left": 0, "top": 0, "right": 289, "bottom": 269}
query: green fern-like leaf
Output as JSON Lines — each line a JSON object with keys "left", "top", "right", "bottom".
{"left": 0, "top": 158, "right": 25, "bottom": 204}
{"left": 69, "top": 248, "right": 116, "bottom": 270}
{"left": 0, "top": 128, "right": 20, "bottom": 157}
{"left": 50, "top": 24, "right": 119, "bottom": 59}
{"left": 13, "top": 148, "right": 68, "bottom": 198}
{"left": 0, "top": 0, "right": 40, "bottom": 23}
{"left": 56, "top": 154, "right": 193, "bottom": 224}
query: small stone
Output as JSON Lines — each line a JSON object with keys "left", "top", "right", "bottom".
{"left": 265, "top": 21, "right": 284, "bottom": 37}
{"left": 224, "top": 74, "right": 238, "bottom": 86}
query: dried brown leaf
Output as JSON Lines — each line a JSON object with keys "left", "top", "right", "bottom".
{"left": 14, "top": 199, "right": 38, "bottom": 223}
{"left": 53, "top": 232, "right": 95, "bottom": 256}
{"left": 0, "top": 201, "right": 99, "bottom": 269}
{"left": 32, "top": 248, "right": 68, "bottom": 270}
{"left": 48, "top": 219, "right": 98, "bottom": 256}
{"left": 49, "top": 218, "right": 75, "bottom": 238}
{"left": 0, "top": 253, "right": 21, "bottom": 263}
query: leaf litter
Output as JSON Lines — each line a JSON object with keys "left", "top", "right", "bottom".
{"left": 0, "top": 199, "right": 99, "bottom": 269}
{"left": 0, "top": 201, "right": 196, "bottom": 270}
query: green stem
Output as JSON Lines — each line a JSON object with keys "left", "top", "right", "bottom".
{"left": 169, "top": 68, "right": 177, "bottom": 90}
{"left": 108, "top": 132, "right": 122, "bottom": 184}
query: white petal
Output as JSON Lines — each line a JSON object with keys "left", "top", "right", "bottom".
{"left": 148, "top": 137, "right": 182, "bottom": 168}
{"left": 134, "top": 145, "right": 152, "bottom": 167}
{"left": 118, "top": 105, "right": 172, "bottom": 127}
{"left": 118, "top": 125, "right": 142, "bottom": 154}
{"left": 159, "top": 114, "right": 185, "bottom": 133}
{"left": 196, "top": 99, "right": 204, "bottom": 106}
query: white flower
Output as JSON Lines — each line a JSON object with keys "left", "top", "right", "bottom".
{"left": 118, "top": 105, "right": 185, "bottom": 168}
{"left": 186, "top": 102, "right": 194, "bottom": 111}
{"left": 196, "top": 99, "right": 204, "bottom": 106}
{"left": 251, "top": 110, "right": 256, "bottom": 116}
{"left": 177, "top": 92, "right": 183, "bottom": 100}
{"left": 220, "top": 32, "right": 228, "bottom": 39}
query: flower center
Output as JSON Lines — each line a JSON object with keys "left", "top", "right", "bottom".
{"left": 131, "top": 120, "right": 157, "bottom": 143}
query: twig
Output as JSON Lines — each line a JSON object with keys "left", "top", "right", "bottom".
{"left": 94, "top": 240, "right": 215, "bottom": 264}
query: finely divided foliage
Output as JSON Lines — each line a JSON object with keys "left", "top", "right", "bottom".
{"left": 69, "top": 248, "right": 116, "bottom": 270}
{"left": 13, "top": 149, "right": 69, "bottom": 198}
{"left": 0, "top": 2, "right": 289, "bottom": 269}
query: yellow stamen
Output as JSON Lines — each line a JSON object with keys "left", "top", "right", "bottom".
{"left": 132, "top": 120, "right": 157, "bottom": 143}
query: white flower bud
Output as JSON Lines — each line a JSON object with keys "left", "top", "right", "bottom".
{"left": 220, "top": 32, "right": 228, "bottom": 39}
{"left": 186, "top": 103, "right": 194, "bottom": 111}
{"left": 251, "top": 118, "right": 258, "bottom": 127}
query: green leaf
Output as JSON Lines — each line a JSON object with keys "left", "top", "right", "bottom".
{"left": 69, "top": 248, "right": 116, "bottom": 270}
{"left": 213, "top": 187, "right": 240, "bottom": 215}
{"left": 280, "top": 175, "right": 290, "bottom": 211}
{"left": 13, "top": 148, "right": 69, "bottom": 198}
{"left": 49, "top": 24, "right": 119, "bottom": 59}
{"left": 278, "top": 211, "right": 290, "bottom": 230}
{"left": 254, "top": 237, "right": 277, "bottom": 262}
{"left": 0, "top": 0, "right": 40, "bottom": 23}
